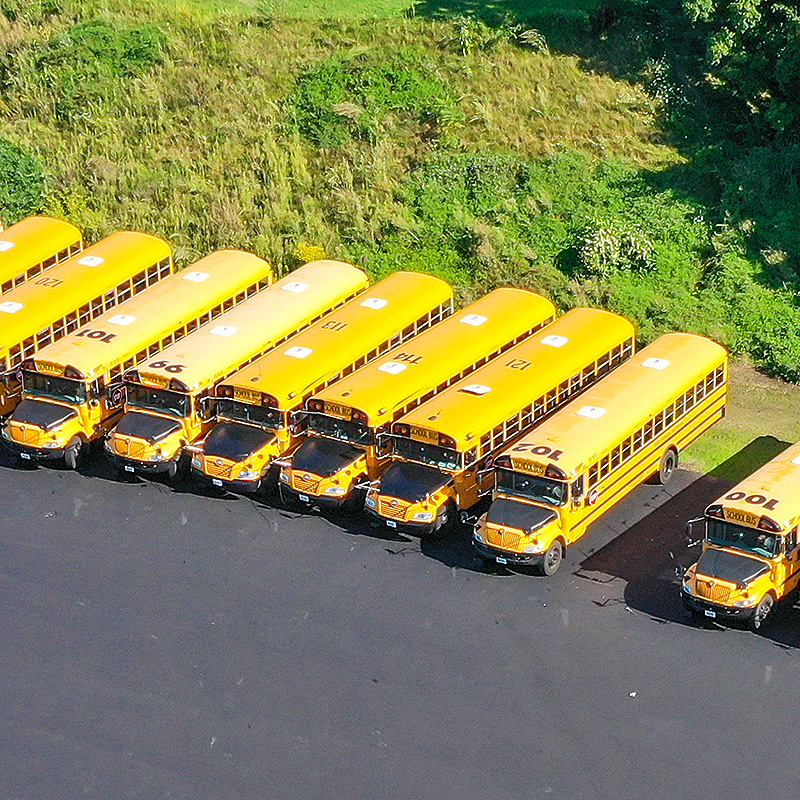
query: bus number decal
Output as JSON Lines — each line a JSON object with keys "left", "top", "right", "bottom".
{"left": 505, "top": 358, "right": 531, "bottom": 371}
{"left": 321, "top": 320, "right": 347, "bottom": 332}
{"left": 76, "top": 329, "right": 117, "bottom": 343}
{"left": 148, "top": 360, "right": 185, "bottom": 374}
{"left": 510, "top": 444, "right": 563, "bottom": 461}
{"left": 393, "top": 352, "right": 422, "bottom": 365}
{"left": 34, "top": 276, "right": 63, "bottom": 287}
{"left": 724, "top": 491, "right": 779, "bottom": 511}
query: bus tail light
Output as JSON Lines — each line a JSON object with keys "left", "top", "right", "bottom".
{"left": 545, "top": 465, "right": 567, "bottom": 480}
{"left": 758, "top": 515, "right": 781, "bottom": 532}
{"left": 262, "top": 392, "right": 278, "bottom": 407}
{"left": 439, "top": 434, "right": 456, "bottom": 448}
{"left": 307, "top": 399, "right": 324, "bottom": 412}
{"left": 394, "top": 423, "right": 410, "bottom": 437}
{"left": 21, "top": 359, "right": 35, "bottom": 371}
{"left": 218, "top": 385, "right": 234, "bottom": 398}
{"left": 706, "top": 504, "right": 724, "bottom": 519}
{"left": 169, "top": 378, "right": 189, "bottom": 393}
{"left": 125, "top": 369, "right": 140, "bottom": 383}
{"left": 64, "top": 365, "right": 84, "bottom": 379}
{"left": 352, "top": 409, "right": 368, "bottom": 423}
{"left": 494, "top": 455, "right": 511, "bottom": 468}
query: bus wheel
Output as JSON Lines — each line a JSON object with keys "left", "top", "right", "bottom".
{"left": 64, "top": 438, "right": 83, "bottom": 470}
{"left": 539, "top": 539, "right": 563, "bottom": 576}
{"left": 750, "top": 593, "right": 775, "bottom": 631}
{"left": 656, "top": 449, "right": 678, "bottom": 485}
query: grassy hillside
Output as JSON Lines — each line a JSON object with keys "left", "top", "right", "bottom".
{"left": 1, "top": 0, "right": 799, "bottom": 472}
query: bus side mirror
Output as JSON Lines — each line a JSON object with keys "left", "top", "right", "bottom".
{"left": 685, "top": 517, "right": 704, "bottom": 547}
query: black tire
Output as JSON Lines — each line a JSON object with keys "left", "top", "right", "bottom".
{"left": 656, "top": 449, "right": 678, "bottom": 485}
{"left": 429, "top": 501, "right": 457, "bottom": 538}
{"left": 539, "top": 539, "right": 563, "bottom": 576}
{"left": 64, "top": 438, "right": 83, "bottom": 470}
{"left": 750, "top": 593, "right": 775, "bottom": 631}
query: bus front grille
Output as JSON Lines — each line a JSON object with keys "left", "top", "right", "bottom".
{"left": 205, "top": 460, "right": 233, "bottom": 479}
{"left": 292, "top": 473, "right": 320, "bottom": 493}
{"left": 379, "top": 499, "right": 410, "bottom": 520}
{"left": 695, "top": 578, "right": 732, "bottom": 603}
{"left": 485, "top": 527, "right": 522, "bottom": 551}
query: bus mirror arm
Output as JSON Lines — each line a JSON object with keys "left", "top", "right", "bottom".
{"left": 685, "top": 517, "right": 704, "bottom": 548}
{"left": 272, "top": 458, "right": 292, "bottom": 469}
{"left": 183, "top": 443, "right": 204, "bottom": 455}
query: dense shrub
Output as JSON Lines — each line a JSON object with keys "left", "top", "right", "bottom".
{"left": 0, "top": 138, "right": 44, "bottom": 223}
{"left": 288, "top": 51, "right": 461, "bottom": 148}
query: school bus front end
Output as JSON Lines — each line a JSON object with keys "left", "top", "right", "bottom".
{"left": 279, "top": 400, "right": 377, "bottom": 510}
{"left": 473, "top": 455, "right": 571, "bottom": 573}
{"left": 106, "top": 372, "right": 201, "bottom": 479}
{"left": 190, "top": 385, "right": 288, "bottom": 493}
{"left": 2, "top": 359, "right": 113, "bottom": 467}
{"left": 365, "top": 426, "right": 478, "bottom": 535}
{"left": 681, "top": 445, "right": 800, "bottom": 630}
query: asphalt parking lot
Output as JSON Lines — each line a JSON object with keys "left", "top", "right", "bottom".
{"left": 2, "top": 451, "right": 800, "bottom": 800}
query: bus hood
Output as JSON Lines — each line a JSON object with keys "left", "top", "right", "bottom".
{"left": 11, "top": 398, "right": 77, "bottom": 431}
{"left": 114, "top": 411, "right": 182, "bottom": 444}
{"left": 696, "top": 547, "right": 770, "bottom": 586}
{"left": 379, "top": 461, "right": 448, "bottom": 503}
{"left": 486, "top": 497, "right": 558, "bottom": 535}
{"left": 204, "top": 421, "right": 276, "bottom": 461}
{"left": 291, "top": 437, "right": 363, "bottom": 478}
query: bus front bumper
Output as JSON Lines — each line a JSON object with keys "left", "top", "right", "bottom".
{"left": 472, "top": 537, "right": 543, "bottom": 566}
{"left": 681, "top": 587, "right": 757, "bottom": 622}
{"left": 2, "top": 437, "right": 69, "bottom": 462}
{"left": 191, "top": 464, "right": 276, "bottom": 494}
{"left": 280, "top": 483, "right": 349, "bottom": 510}
{"left": 364, "top": 505, "right": 437, "bottom": 535}
{"left": 106, "top": 451, "right": 176, "bottom": 475}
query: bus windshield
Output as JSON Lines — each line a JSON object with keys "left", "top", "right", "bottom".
{"left": 706, "top": 518, "right": 782, "bottom": 559}
{"left": 496, "top": 468, "right": 568, "bottom": 507}
{"left": 393, "top": 437, "right": 461, "bottom": 470}
{"left": 217, "top": 398, "right": 284, "bottom": 429}
{"left": 127, "top": 383, "right": 191, "bottom": 418}
{"left": 308, "top": 413, "right": 374, "bottom": 445}
{"left": 23, "top": 371, "right": 87, "bottom": 405}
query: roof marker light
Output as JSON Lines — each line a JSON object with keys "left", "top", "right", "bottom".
{"left": 182, "top": 271, "right": 209, "bottom": 283}
{"left": 0, "top": 301, "right": 23, "bottom": 314}
{"left": 577, "top": 405, "right": 606, "bottom": 419}
{"left": 0, "top": 240, "right": 15, "bottom": 252}
{"left": 461, "top": 384, "right": 492, "bottom": 395}
{"left": 642, "top": 358, "right": 670, "bottom": 370}
{"left": 78, "top": 255, "right": 104, "bottom": 267}
{"left": 541, "top": 334, "right": 569, "bottom": 348}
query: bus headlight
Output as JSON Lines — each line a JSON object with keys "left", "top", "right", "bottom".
{"left": 733, "top": 596, "right": 758, "bottom": 608}
{"left": 191, "top": 457, "right": 202, "bottom": 469}
{"left": 42, "top": 441, "right": 61, "bottom": 449}
{"left": 412, "top": 511, "right": 434, "bottom": 522}
{"left": 238, "top": 469, "right": 260, "bottom": 480}
{"left": 323, "top": 486, "right": 346, "bottom": 496}
{"left": 148, "top": 452, "right": 166, "bottom": 462}
{"left": 279, "top": 471, "right": 290, "bottom": 484}
{"left": 523, "top": 542, "right": 546, "bottom": 553}
{"left": 365, "top": 496, "right": 376, "bottom": 508}
{"left": 473, "top": 532, "right": 485, "bottom": 543}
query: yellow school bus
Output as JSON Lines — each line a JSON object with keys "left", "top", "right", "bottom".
{"left": 0, "top": 231, "right": 172, "bottom": 417}
{"left": 2, "top": 251, "right": 273, "bottom": 468}
{"left": 190, "top": 271, "right": 454, "bottom": 494}
{"left": 105, "top": 260, "right": 369, "bottom": 481}
{"left": 474, "top": 333, "right": 728, "bottom": 575}
{"left": 367, "top": 308, "right": 635, "bottom": 535}
{"left": 681, "top": 440, "right": 800, "bottom": 630}
{"left": 279, "top": 288, "right": 557, "bottom": 511}
{"left": 0, "top": 216, "right": 83, "bottom": 295}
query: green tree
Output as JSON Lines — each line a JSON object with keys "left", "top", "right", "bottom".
{"left": 683, "top": 0, "right": 800, "bottom": 139}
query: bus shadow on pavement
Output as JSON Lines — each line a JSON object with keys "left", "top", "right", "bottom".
{"left": 578, "top": 437, "right": 800, "bottom": 646}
